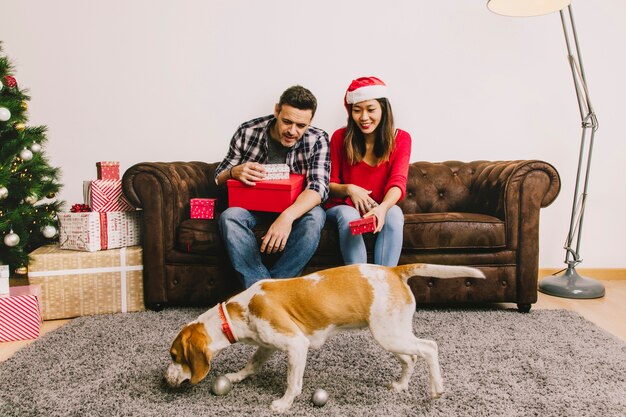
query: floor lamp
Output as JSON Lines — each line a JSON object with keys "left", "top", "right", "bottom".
{"left": 487, "top": 0, "right": 605, "bottom": 299}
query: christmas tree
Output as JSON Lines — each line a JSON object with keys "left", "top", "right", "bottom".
{"left": 0, "top": 41, "right": 63, "bottom": 274}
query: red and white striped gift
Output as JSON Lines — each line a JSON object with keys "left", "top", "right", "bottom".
{"left": 84, "top": 180, "right": 134, "bottom": 212}
{"left": 0, "top": 285, "right": 43, "bottom": 342}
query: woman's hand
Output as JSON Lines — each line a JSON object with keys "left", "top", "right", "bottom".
{"left": 346, "top": 184, "right": 378, "bottom": 215}
{"left": 363, "top": 205, "right": 387, "bottom": 233}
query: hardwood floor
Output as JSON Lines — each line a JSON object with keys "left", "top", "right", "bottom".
{"left": 1, "top": 272, "right": 625, "bottom": 363}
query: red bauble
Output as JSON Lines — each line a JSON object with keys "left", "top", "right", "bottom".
{"left": 3, "top": 76, "right": 17, "bottom": 89}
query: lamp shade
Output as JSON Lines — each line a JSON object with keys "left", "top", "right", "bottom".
{"left": 487, "top": 0, "right": 571, "bottom": 17}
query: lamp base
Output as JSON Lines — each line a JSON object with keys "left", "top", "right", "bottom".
{"left": 538, "top": 266, "right": 605, "bottom": 299}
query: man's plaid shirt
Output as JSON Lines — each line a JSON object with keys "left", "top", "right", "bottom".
{"left": 215, "top": 115, "right": 330, "bottom": 202}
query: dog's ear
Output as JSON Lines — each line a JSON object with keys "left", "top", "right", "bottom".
{"left": 181, "top": 323, "right": 212, "bottom": 384}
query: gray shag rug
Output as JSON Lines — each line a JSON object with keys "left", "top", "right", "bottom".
{"left": 1, "top": 308, "right": 625, "bottom": 417}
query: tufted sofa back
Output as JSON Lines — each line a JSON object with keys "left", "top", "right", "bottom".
{"left": 399, "top": 160, "right": 529, "bottom": 219}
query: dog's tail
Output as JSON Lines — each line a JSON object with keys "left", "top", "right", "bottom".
{"left": 392, "top": 263, "right": 486, "bottom": 281}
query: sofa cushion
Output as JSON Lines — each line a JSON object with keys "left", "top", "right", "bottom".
{"left": 177, "top": 219, "right": 223, "bottom": 254}
{"left": 177, "top": 211, "right": 505, "bottom": 256}
{"left": 402, "top": 212, "right": 505, "bottom": 250}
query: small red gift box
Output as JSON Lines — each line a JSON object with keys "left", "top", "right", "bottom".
{"left": 96, "top": 161, "right": 120, "bottom": 180}
{"left": 349, "top": 216, "right": 377, "bottom": 235}
{"left": 227, "top": 174, "right": 305, "bottom": 213}
{"left": 0, "top": 285, "right": 43, "bottom": 342}
{"left": 190, "top": 198, "right": 216, "bottom": 219}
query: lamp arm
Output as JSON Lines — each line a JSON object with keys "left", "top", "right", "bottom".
{"left": 559, "top": 4, "right": 598, "bottom": 268}
{"left": 560, "top": 5, "right": 597, "bottom": 127}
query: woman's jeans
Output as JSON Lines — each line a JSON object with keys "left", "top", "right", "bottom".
{"left": 219, "top": 206, "right": 326, "bottom": 288}
{"left": 326, "top": 204, "right": 404, "bottom": 266}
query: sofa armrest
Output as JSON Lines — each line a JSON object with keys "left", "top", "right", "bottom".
{"left": 122, "top": 161, "right": 219, "bottom": 306}
{"left": 123, "top": 161, "right": 219, "bottom": 238}
{"left": 469, "top": 160, "right": 561, "bottom": 249}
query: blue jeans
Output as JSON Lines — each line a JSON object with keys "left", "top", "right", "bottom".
{"left": 219, "top": 206, "right": 326, "bottom": 288}
{"left": 326, "top": 204, "right": 404, "bottom": 266}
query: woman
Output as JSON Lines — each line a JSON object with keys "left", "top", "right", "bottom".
{"left": 326, "top": 76, "right": 411, "bottom": 266}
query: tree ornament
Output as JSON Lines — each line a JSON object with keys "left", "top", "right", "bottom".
{"left": 20, "top": 101, "right": 28, "bottom": 111}
{"left": 0, "top": 81, "right": 3, "bottom": 92}
{"left": 47, "top": 192, "right": 56, "bottom": 199}
{"left": 19, "top": 148, "right": 33, "bottom": 161}
{"left": 15, "top": 266, "right": 28, "bottom": 275}
{"left": 0, "top": 107, "right": 11, "bottom": 122}
{"left": 30, "top": 143, "right": 42, "bottom": 153}
{"left": 25, "top": 195, "right": 38, "bottom": 205}
{"left": 0, "top": 186, "right": 8, "bottom": 200}
{"left": 4, "top": 230, "right": 20, "bottom": 247}
{"left": 14, "top": 122, "right": 26, "bottom": 131}
{"left": 3, "top": 76, "right": 17, "bottom": 89}
{"left": 42, "top": 225, "right": 57, "bottom": 238}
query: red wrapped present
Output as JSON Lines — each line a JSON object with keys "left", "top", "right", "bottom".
{"left": 349, "top": 216, "right": 377, "bottom": 235}
{"left": 227, "top": 174, "right": 304, "bottom": 213}
{"left": 96, "top": 161, "right": 120, "bottom": 180}
{"left": 0, "top": 285, "right": 43, "bottom": 342}
{"left": 190, "top": 198, "right": 216, "bottom": 219}
{"left": 84, "top": 179, "right": 134, "bottom": 212}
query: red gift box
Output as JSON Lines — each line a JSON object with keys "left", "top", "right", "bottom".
{"left": 227, "top": 174, "right": 305, "bottom": 213}
{"left": 0, "top": 285, "right": 43, "bottom": 342}
{"left": 349, "top": 216, "right": 377, "bottom": 235}
{"left": 190, "top": 198, "right": 216, "bottom": 219}
{"left": 84, "top": 180, "right": 134, "bottom": 212}
{"left": 96, "top": 161, "right": 120, "bottom": 180}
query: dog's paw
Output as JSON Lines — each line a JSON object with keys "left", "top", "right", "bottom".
{"left": 389, "top": 381, "right": 409, "bottom": 392}
{"left": 430, "top": 389, "right": 444, "bottom": 399}
{"left": 223, "top": 372, "right": 244, "bottom": 383}
{"left": 270, "top": 399, "right": 292, "bottom": 413}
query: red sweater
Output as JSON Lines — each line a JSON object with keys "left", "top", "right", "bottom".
{"left": 325, "top": 128, "right": 411, "bottom": 209}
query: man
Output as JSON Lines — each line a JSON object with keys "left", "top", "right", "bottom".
{"left": 215, "top": 85, "right": 330, "bottom": 288}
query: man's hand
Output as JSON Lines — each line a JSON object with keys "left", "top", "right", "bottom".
{"left": 231, "top": 162, "right": 266, "bottom": 186}
{"left": 260, "top": 213, "right": 295, "bottom": 254}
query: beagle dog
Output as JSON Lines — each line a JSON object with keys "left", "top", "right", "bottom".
{"left": 165, "top": 263, "right": 485, "bottom": 412}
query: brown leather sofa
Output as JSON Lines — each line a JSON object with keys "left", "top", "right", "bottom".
{"left": 122, "top": 160, "right": 560, "bottom": 313}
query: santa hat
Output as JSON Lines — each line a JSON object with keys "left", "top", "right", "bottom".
{"left": 344, "top": 76, "right": 388, "bottom": 108}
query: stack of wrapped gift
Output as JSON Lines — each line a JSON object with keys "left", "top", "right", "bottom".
{"left": 26, "top": 162, "right": 146, "bottom": 321}
{"left": 227, "top": 164, "right": 304, "bottom": 213}
{"left": 57, "top": 161, "right": 141, "bottom": 252}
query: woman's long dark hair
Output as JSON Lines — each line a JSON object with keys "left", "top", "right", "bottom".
{"left": 344, "top": 98, "right": 395, "bottom": 165}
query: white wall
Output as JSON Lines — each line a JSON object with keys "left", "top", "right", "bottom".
{"left": 1, "top": 0, "right": 624, "bottom": 268}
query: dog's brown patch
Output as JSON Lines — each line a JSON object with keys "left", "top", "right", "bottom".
{"left": 226, "top": 301, "right": 245, "bottom": 322}
{"left": 249, "top": 265, "right": 375, "bottom": 335}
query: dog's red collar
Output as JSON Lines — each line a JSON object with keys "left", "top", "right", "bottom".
{"left": 218, "top": 302, "right": 237, "bottom": 344}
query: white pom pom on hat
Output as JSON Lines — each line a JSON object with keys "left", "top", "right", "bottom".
{"left": 344, "top": 76, "right": 388, "bottom": 108}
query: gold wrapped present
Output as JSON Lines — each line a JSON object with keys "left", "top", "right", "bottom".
{"left": 28, "top": 245, "right": 144, "bottom": 320}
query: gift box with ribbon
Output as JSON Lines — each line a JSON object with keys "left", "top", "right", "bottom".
{"left": 57, "top": 211, "right": 141, "bottom": 252}
{"left": 28, "top": 245, "right": 144, "bottom": 320}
